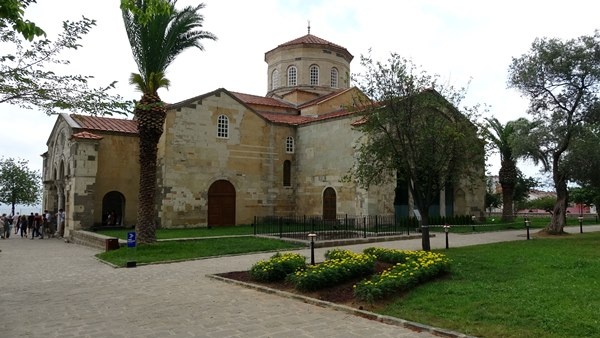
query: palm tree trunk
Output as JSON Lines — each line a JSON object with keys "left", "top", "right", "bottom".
{"left": 135, "top": 93, "right": 166, "bottom": 244}
{"left": 499, "top": 159, "right": 517, "bottom": 222}
{"left": 501, "top": 184, "right": 514, "bottom": 222}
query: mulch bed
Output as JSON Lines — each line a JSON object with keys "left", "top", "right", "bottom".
{"left": 216, "top": 261, "right": 394, "bottom": 311}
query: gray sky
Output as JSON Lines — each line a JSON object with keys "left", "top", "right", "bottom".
{"left": 1, "top": 0, "right": 599, "bottom": 186}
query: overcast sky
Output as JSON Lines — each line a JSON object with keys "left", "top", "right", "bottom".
{"left": 2, "top": 0, "right": 599, "bottom": 188}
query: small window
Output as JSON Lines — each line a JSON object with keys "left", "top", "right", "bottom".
{"left": 271, "top": 69, "right": 279, "bottom": 90}
{"left": 310, "top": 65, "right": 319, "bottom": 86}
{"left": 283, "top": 160, "right": 291, "bottom": 187}
{"left": 217, "top": 115, "right": 229, "bottom": 138}
{"left": 330, "top": 67, "right": 338, "bottom": 88}
{"left": 285, "top": 136, "right": 294, "bottom": 153}
{"left": 287, "top": 66, "right": 297, "bottom": 86}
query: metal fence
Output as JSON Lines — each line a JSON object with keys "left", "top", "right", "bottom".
{"left": 253, "top": 215, "right": 415, "bottom": 240}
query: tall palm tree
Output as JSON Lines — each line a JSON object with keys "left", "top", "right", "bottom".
{"left": 485, "top": 117, "right": 524, "bottom": 221}
{"left": 122, "top": 0, "right": 216, "bottom": 244}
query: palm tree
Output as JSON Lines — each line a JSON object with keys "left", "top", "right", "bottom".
{"left": 485, "top": 117, "right": 521, "bottom": 221}
{"left": 122, "top": 0, "right": 216, "bottom": 244}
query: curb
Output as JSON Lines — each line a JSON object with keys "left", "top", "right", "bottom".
{"left": 206, "top": 274, "right": 477, "bottom": 338}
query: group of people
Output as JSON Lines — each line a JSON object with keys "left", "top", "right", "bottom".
{"left": 0, "top": 209, "right": 65, "bottom": 240}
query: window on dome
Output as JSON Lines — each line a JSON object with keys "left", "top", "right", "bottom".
{"left": 310, "top": 65, "right": 319, "bottom": 86}
{"left": 271, "top": 69, "right": 279, "bottom": 90}
{"left": 331, "top": 67, "right": 338, "bottom": 88}
{"left": 217, "top": 115, "right": 229, "bottom": 138}
{"left": 287, "top": 66, "right": 297, "bottom": 86}
{"left": 285, "top": 136, "right": 294, "bottom": 153}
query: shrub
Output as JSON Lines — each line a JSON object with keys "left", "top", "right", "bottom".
{"left": 287, "top": 251, "right": 376, "bottom": 291}
{"left": 249, "top": 252, "right": 306, "bottom": 282}
{"left": 354, "top": 248, "right": 451, "bottom": 303}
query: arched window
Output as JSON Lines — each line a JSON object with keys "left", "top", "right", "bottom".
{"left": 217, "top": 115, "right": 229, "bottom": 138}
{"left": 283, "top": 160, "right": 291, "bottom": 187}
{"left": 285, "top": 136, "right": 294, "bottom": 153}
{"left": 330, "top": 67, "right": 338, "bottom": 88}
{"left": 271, "top": 69, "right": 279, "bottom": 90}
{"left": 310, "top": 65, "right": 319, "bottom": 86}
{"left": 287, "top": 66, "right": 297, "bottom": 86}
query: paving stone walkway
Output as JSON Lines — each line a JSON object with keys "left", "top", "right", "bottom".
{"left": 1, "top": 225, "right": 598, "bottom": 338}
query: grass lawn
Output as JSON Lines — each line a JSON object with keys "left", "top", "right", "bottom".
{"left": 379, "top": 232, "right": 600, "bottom": 338}
{"left": 430, "top": 216, "right": 598, "bottom": 233}
{"left": 96, "top": 237, "right": 303, "bottom": 267}
{"left": 95, "top": 224, "right": 255, "bottom": 239}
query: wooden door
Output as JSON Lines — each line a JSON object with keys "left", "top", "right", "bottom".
{"left": 208, "top": 180, "right": 236, "bottom": 226}
{"left": 323, "top": 187, "right": 337, "bottom": 221}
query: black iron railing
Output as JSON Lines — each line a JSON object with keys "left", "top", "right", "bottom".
{"left": 253, "top": 215, "right": 415, "bottom": 240}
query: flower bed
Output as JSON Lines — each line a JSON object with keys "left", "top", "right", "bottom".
{"left": 249, "top": 252, "right": 306, "bottom": 282}
{"left": 354, "top": 248, "right": 451, "bottom": 302}
{"left": 286, "top": 250, "right": 376, "bottom": 291}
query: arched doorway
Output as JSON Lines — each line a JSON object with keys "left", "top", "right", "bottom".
{"left": 102, "top": 191, "right": 125, "bottom": 226}
{"left": 323, "top": 187, "right": 337, "bottom": 221}
{"left": 208, "top": 180, "right": 236, "bottom": 226}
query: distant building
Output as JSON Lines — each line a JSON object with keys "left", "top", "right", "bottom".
{"left": 42, "top": 32, "right": 485, "bottom": 236}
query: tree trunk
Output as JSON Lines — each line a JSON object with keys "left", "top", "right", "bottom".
{"left": 498, "top": 159, "right": 516, "bottom": 222}
{"left": 548, "top": 171, "right": 568, "bottom": 234}
{"left": 421, "top": 211, "right": 431, "bottom": 251}
{"left": 135, "top": 93, "right": 166, "bottom": 244}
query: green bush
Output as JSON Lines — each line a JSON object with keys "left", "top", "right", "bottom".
{"left": 354, "top": 248, "right": 451, "bottom": 303}
{"left": 249, "top": 252, "right": 306, "bottom": 282}
{"left": 287, "top": 251, "right": 375, "bottom": 291}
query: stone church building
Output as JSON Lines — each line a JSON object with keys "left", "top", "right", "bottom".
{"left": 42, "top": 33, "right": 485, "bottom": 235}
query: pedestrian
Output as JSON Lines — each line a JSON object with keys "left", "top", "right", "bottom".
{"left": 19, "top": 215, "right": 28, "bottom": 238}
{"left": 13, "top": 212, "right": 20, "bottom": 234}
{"left": 44, "top": 210, "right": 54, "bottom": 238}
{"left": 27, "top": 213, "right": 35, "bottom": 238}
{"left": 1, "top": 214, "right": 8, "bottom": 239}
{"left": 31, "top": 213, "right": 43, "bottom": 240}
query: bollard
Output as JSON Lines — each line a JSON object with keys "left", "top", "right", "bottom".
{"left": 443, "top": 224, "right": 450, "bottom": 249}
{"left": 524, "top": 218, "right": 530, "bottom": 240}
{"left": 308, "top": 233, "right": 317, "bottom": 265}
{"left": 578, "top": 216, "right": 583, "bottom": 234}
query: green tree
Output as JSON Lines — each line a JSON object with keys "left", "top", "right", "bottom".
{"left": 1, "top": 16, "right": 131, "bottom": 115}
{"left": 569, "top": 187, "right": 596, "bottom": 215}
{"left": 0, "top": 0, "right": 45, "bottom": 40}
{"left": 484, "top": 117, "right": 533, "bottom": 221}
{"left": 0, "top": 158, "right": 41, "bottom": 216}
{"left": 121, "top": 0, "right": 216, "bottom": 244}
{"left": 513, "top": 171, "right": 538, "bottom": 209}
{"left": 349, "top": 54, "right": 484, "bottom": 251}
{"left": 484, "top": 176, "right": 501, "bottom": 215}
{"left": 508, "top": 31, "right": 600, "bottom": 234}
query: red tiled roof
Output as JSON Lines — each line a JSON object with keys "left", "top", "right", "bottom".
{"left": 230, "top": 92, "right": 295, "bottom": 109}
{"left": 71, "top": 114, "right": 137, "bottom": 134}
{"left": 278, "top": 34, "right": 346, "bottom": 50}
{"left": 70, "top": 131, "right": 103, "bottom": 140}
{"left": 257, "top": 109, "right": 355, "bottom": 126}
{"left": 266, "top": 34, "right": 353, "bottom": 61}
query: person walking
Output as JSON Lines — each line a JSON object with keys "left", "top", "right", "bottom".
{"left": 1, "top": 214, "right": 8, "bottom": 239}
{"left": 19, "top": 215, "right": 28, "bottom": 238}
{"left": 31, "top": 213, "right": 43, "bottom": 240}
{"left": 27, "top": 213, "right": 35, "bottom": 238}
{"left": 13, "top": 212, "right": 20, "bottom": 234}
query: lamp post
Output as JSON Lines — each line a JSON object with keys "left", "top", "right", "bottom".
{"left": 443, "top": 224, "right": 450, "bottom": 249}
{"left": 524, "top": 217, "right": 530, "bottom": 240}
{"left": 578, "top": 215, "right": 584, "bottom": 234}
{"left": 308, "top": 233, "right": 317, "bottom": 265}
